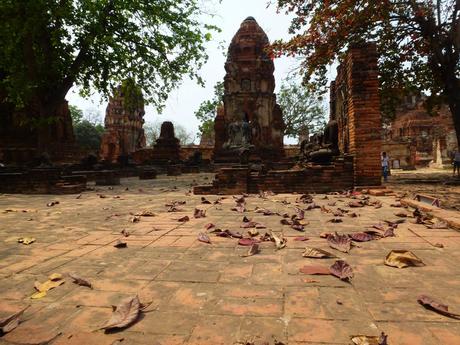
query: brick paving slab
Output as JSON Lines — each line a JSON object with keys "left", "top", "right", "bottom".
{"left": 1, "top": 173, "right": 460, "bottom": 344}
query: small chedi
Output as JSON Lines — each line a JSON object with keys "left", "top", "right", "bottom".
{"left": 100, "top": 84, "right": 146, "bottom": 163}
{"left": 213, "top": 17, "right": 284, "bottom": 163}
{"left": 151, "top": 121, "right": 181, "bottom": 162}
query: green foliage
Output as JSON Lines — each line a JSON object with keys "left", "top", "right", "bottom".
{"left": 271, "top": 0, "right": 460, "bottom": 126}
{"left": 69, "top": 105, "right": 84, "bottom": 125}
{"left": 194, "top": 81, "right": 224, "bottom": 135}
{"left": 278, "top": 78, "right": 326, "bottom": 138}
{"left": 117, "top": 78, "right": 144, "bottom": 113}
{"left": 0, "top": 0, "right": 219, "bottom": 116}
{"left": 74, "top": 120, "right": 104, "bottom": 151}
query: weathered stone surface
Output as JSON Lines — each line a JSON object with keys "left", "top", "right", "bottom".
{"left": 214, "top": 17, "right": 285, "bottom": 163}
{"left": 99, "top": 86, "right": 146, "bottom": 162}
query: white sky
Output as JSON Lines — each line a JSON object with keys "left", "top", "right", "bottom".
{"left": 67, "top": 0, "right": 301, "bottom": 143}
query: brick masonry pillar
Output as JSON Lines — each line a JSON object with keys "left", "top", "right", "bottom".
{"left": 346, "top": 43, "right": 382, "bottom": 186}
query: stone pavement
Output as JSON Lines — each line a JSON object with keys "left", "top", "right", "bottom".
{"left": 1, "top": 174, "right": 460, "bottom": 345}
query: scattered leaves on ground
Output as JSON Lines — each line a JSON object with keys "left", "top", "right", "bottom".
{"left": 384, "top": 250, "right": 425, "bottom": 268}
{"left": 349, "top": 232, "right": 375, "bottom": 242}
{"left": 241, "top": 243, "right": 260, "bottom": 257}
{"left": 271, "top": 231, "right": 287, "bottom": 250}
{"left": 0, "top": 306, "right": 29, "bottom": 334}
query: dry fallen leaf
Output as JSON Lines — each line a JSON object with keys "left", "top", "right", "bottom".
{"left": 17, "top": 237, "right": 35, "bottom": 245}
{"left": 329, "top": 260, "right": 353, "bottom": 281}
{"left": 351, "top": 332, "right": 388, "bottom": 345}
{"left": 302, "top": 247, "right": 336, "bottom": 259}
{"left": 46, "top": 201, "right": 59, "bottom": 207}
{"left": 299, "top": 265, "right": 331, "bottom": 275}
{"left": 294, "top": 236, "right": 309, "bottom": 242}
{"left": 204, "top": 223, "right": 215, "bottom": 230}
{"left": 0, "top": 306, "right": 29, "bottom": 334}
{"left": 178, "top": 216, "right": 190, "bottom": 222}
{"left": 198, "top": 232, "right": 211, "bottom": 244}
{"left": 194, "top": 208, "right": 206, "bottom": 218}
{"left": 248, "top": 229, "right": 259, "bottom": 237}
{"left": 114, "top": 240, "right": 127, "bottom": 248}
{"left": 384, "top": 250, "right": 425, "bottom": 268}
{"left": 134, "top": 211, "right": 156, "bottom": 217}
{"left": 417, "top": 294, "right": 460, "bottom": 319}
{"left": 271, "top": 231, "right": 287, "bottom": 250}
{"left": 130, "top": 216, "right": 140, "bottom": 223}
{"left": 48, "top": 273, "right": 63, "bottom": 281}
{"left": 69, "top": 273, "right": 92, "bottom": 289}
{"left": 327, "top": 232, "right": 352, "bottom": 253}
{"left": 241, "top": 243, "right": 260, "bottom": 257}
{"left": 100, "top": 295, "right": 141, "bottom": 331}
{"left": 201, "top": 197, "right": 212, "bottom": 204}
{"left": 349, "top": 232, "right": 375, "bottom": 242}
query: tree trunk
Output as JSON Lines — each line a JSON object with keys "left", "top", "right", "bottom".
{"left": 445, "top": 81, "right": 460, "bottom": 152}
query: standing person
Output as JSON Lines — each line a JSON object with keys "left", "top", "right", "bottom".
{"left": 381, "top": 152, "right": 390, "bottom": 182}
{"left": 453, "top": 149, "right": 460, "bottom": 177}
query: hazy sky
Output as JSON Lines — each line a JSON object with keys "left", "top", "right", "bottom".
{"left": 67, "top": 0, "right": 301, "bottom": 143}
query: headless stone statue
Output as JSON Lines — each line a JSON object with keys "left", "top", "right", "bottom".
{"left": 300, "top": 120, "right": 340, "bottom": 164}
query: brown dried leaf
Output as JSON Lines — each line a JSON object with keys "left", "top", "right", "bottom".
{"left": 280, "top": 219, "right": 293, "bottom": 226}
{"left": 201, "top": 197, "right": 211, "bottom": 204}
{"left": 302, "top": 247, "right": 336, "bottom": 259}
{"left": 238, "top": 238, "right": 260, "bottom": 246}
{"left": 178, "top": 215, "right": 190, "bottom": 222}
{"left": 384, "top": 250, "right": 425, "bottom": 268}
{"left": 198, "top": 232, "right": 211, "bottom": 244}
{"left": 231, "top": 204, "right": 246, "bottom": 213}
{"left": 194, "top": 208, "right": 206, "bottom": 218}
{"left": 0, "top": 306, "right": 29, "bottom": 334}
{"left": 241, "top": 243, "right": 260, "bottom": 257}
{"left": 69, "top": 273, "right": 92, "bottom": 289}
{"left": 46, "top": 201, "right": 59, "bottom": 207}
{"left": 204, "top": 223, "right": 215, "bottom": 230}
{"left": 130, "top": 216, "right": 141, "bottom": 223}
{"left": 248, "top": 229, "right": 259, "bottom": 237}
{"left": 271, "top": 231, "right": 287, "bottom": 250}
{"left": 382, "top": 228, "right": 395, "bottom": 238}
{"left": 348, "top": 200, "right": 364, "bottom": 208}
{"left": 114, "top": 240, "right": 127, "bottom": 248}
{"left": 351, "top": 332, "right": 388, "bottom": 345}
{"left": 349, "top": 232, "right": 375, "bottom": 242}
{"left": 134, "top": 211, "right": 156, "bottom": 217}
{"left": 328, "top": 218, "right": 343, "bottom": 223}
{"left": 327, "top": 232, "right": 352, "bottom": 253}
{"left": 291, "top": 224, "right": 305, "bottom": 232}
{"left": 241, "top": 221, "right": 258, "bottom": 228}
{"left": 299, "top": 265, "right": 331, "bottom": 275}
{"left": 329, "top": 260, "right": 353, "bottom": 281}
{"left": 100, "top": 295, "right": 141, "bottom": 330}
{"left": 426, "top": 220, "right": 448, "bottom": 229}
{"left": 417, "top": 295, "right": 460, "bottom": 319}
{"left": 294, "top": 236, "right": 309, "bottom": 241}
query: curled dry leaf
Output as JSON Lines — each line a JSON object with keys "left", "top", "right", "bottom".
{"left": 241, "top": 243, "right": 260, "bottom": 257}
{"left": 194, "top": 208, "right": 206, "bottom": 218}
{"left": 49, "top": 273, "right": 63, "bottom": 281}
{"left": 231, "top": 204, "right": 246, "bottom": 213}
{"left": 302, "top": 247, "right": 336, "bottom": 259}
{"left": 46, "top": 201, "right": 59, "bottom": 207}
{"left": 417, "top": 294, "right": 460, "bottom": 319}
{"left": 241, "top": 221, "right": 258, "bottom": 228}
{"left": 242, "top": 216, "right": 250, "bottom": 223}
{"left": 384, "top": 250, "right": 425, "bottom": 268}
{"left": 178, "top": 215, "right": 190, "bottom": 222}
{"left": 293, "top": 208, "right": 305, "bottom": 220}
{"left": 100, "top": 295, "right": 141, "bottom": 331}
{"left": 130, "top": 216, "right": 140, "bottom": 223}
{"left": 17, "top": 237, "right": 35, "bottom": 245}
{"left": 271, "top": 231, "right": 287, "bottom": 250}
{"left": 294, "top": 236, "right": 309, "bottom": 241}
{"left": 69, "top": 273, "right": 92, "bottom": 289}
{"left": 327, "top": 232, "right": 352, "bottom": 253}
{"left": 167, "top": 206, "right": 183, "bottom": 213}
{"left": 348, "top": 200, "right": 364, "bottom": 208}
{"left": 321, "top": 206, "right": 331, "bottom": 213}
{"left": 0, "top": 305, "right": 29, "bottom": 334}
{"left": 347, "top": 212, "right": 358, "bottom": 218}
{"left": 255, "top": 223, "right": 266, "bottom": 229}
{"left": 32, "top": 276, "right": 65, "bottom": 298}
{"left": 351, "top": 332, "right": 388, "bottom": 345}
{"left": 134, "top": 210, "right": 155, "bottom": 217}
{"left": 329, "top": 260, "right": 353, "bottom": 281}
{"left": 291, "top": 224, "right": 305, "bottom": 232}
{"left": 426, "top": 220, "right": 448, "bottom": 229}
{"left": 248, "top": 229, "right": 259, "bottom": 237}
{"left": 349, "top": 232, "right": 375, "bottom": 242}
{"left": 328, "top": 218, "right": 343, "bottom": 223}
{"left": 299, "top": 265, "right": 331, "bottom": 275}
{"left": 333, "top": 210, "right": 344, "bottom": 217}
{"left": 216, "top": 229, "right": 242, "bottom": 239}
{"left": 198, "top": 232, "right": 211, "bottom": 244}
{"left": 201, "top": 197, "right": 211, "bottom": 204}
{"left": 114, "top": 240, "right": 127, "bottom": 248}
{"left": 382, "top": 228, "right": 395, "bottom": 238}
{"left": 280, "top": 219, "right": 293, "bottom": 226}
{"left": 254, "top": 207, "right": 275, "bottom": 216}
{"left": 204, "top": 223, "right": 215, "bottom": 230}
{"left": 238, "top": 238, "right": 260, "bottom": 246}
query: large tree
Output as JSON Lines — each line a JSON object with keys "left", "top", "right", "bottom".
{"left": 278, "top": 78, "right": 326, "bottom": 139}
{"left": 271, "top": 0, "right": 460, "bottom": 149}
{"left": 0, "top": 0, "right": 217, "bottom": 147}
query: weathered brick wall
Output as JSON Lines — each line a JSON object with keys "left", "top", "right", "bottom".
{"left": 332, "top": 43, "right": 382, "bottom": 186}
{"left": 194, "top": 156, "right": 354, "bottom": 195}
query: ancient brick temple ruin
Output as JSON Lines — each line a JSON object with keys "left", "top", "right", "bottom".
{"left": 383, "top": 94, "right": 457, "bottom": 169}
{"left": 195, "top": 41, "right": 382, "bottom": 194}
{"left": 0, "top": 100, "right": 76, "bottom": 164}
{"left": 99, "top": 87, "right": 146, "bottom": 162}
{"left": 213, "top": 17, "right": 284, "bottom": 163}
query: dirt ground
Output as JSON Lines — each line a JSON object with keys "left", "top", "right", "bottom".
{"left": 1, "top": 173, "right": 460, "bottom": 345}
{"left": 387, "top": 168, "right": 460, "bottom": 211}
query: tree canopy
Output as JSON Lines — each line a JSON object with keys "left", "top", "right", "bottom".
{"left": 271, "top": 0, "right": 460, "bottom": 148}
{"left": 278, "top": 78, "right": 326, "bottom": 138}
{"left": 0, "top": 0, "right": 217, "bottom": 123}
{"left": 194, "top": 81, "right": 224, "bottom": 136}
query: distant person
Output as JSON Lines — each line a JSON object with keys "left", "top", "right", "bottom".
{"left": 453, "top": 150, "right": 460, "bottom": 177}
{"left": 381, "top": 151, "right": 390, "bottom": 182}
